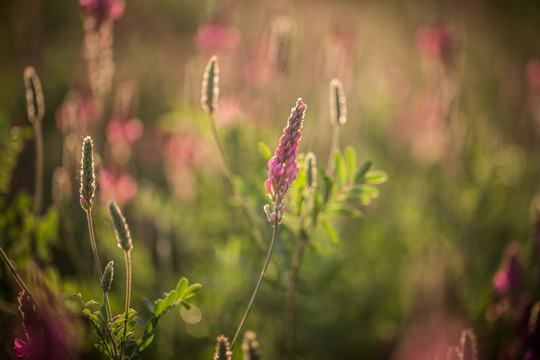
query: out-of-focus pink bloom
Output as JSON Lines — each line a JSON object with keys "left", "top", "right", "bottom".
{"left": 526, "top": 58, "right": 540, "bottom": 91}
{"left": 264, "top": 99, "right": 306, "bottom": 223}
{"left": 80, "top": 0, "right": 125, "bottom": 21}
{"left": 13, "top": 290, "right": 72, "bottom": 360}
{"left": 55, "top": 92, "right": 103, "bottom": 133}
{"left": 216, "top": 96, "right": 245, "bottom": 125}
{"left": 416, "top": 24, "right": 455, "bottom": 68}
{"left": 99, "top": 167, "right": 137, "bottom": 205}
{"left": 162, "top": 132, "right": 205, "bottom": 169}
{"left": 392, "top": 94, "right": 448, "bottom": 164}
{"left": 106, "top": 116, "right": 143, "bottom": 144}
{"left": 493, "top": 242, "right": 522, "bottom": 298}
{"left": 195, "top": 22, "right": 241, "bottom": 55}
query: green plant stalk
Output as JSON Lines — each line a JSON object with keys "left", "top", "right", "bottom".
{"left": 119, "top": 250, "right": 132, "bottom": 360}
{"left": 286, "top": 231, "right": 308, "bottom": 360}
{"left": 230, "top": 221, "right": 280, "bottom": 350}
{"left": 0, "top": 245, "right": 76, "bottom": 360}
{"left": 32, "top": 119, "right": 44, "bottom": 215}
{"left": 208, "top": 113, "right": 265, "bottom": 248}
{"left": 326, "top": 125, "right": 340, "bottom": 176}
{"left": 86, "top": 210, "right": 113, "bottom": 320}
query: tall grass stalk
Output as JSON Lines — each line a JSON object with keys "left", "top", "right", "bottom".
{"left": 23, "top": 67, "right": 45, "bottom": 215}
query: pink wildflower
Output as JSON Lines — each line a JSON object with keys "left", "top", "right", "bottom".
{"left": 416, "top": 24, "right": 455, "bottom": 69}
{"left": 264, "top": 98, "right": 306, "bottom": 224}
{"left": 106, "top": 116, "right": 143, "bottom": 144}
{"left": 195, "top": 22, "right": 240, "bottom": 55}
{"left": 80, "top": 0, "right": 125, "bottom": 21}
{"left": 526, "top": 58, "right": 540, "bottom": 91}
{"left": 98, "top": 167, "right": 137, "bottom": 205}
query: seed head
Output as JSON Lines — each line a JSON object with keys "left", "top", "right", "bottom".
{"left": 264, "top": 98, "right": 306, "bottom": 224}
{"left": 23, "top": 66, "right": 45, "bottom": 124}
{"left": 213, "top": 335, "right": 232, "bottom": 360}
{"left": 201, "top": 56, "right": 219, "bottom": 114}
{"left": 241, "top": 331, "right": 260, "bottom": 360}
{"left": 80, "top": 136, "right": 96, "bottom": 211}
{"left": 330, "top": 78, "right": 347, "bottom": 126}
{"left": 108, "top": 200, "right": 133, "bottom": 252}
{"left": 101, "top": 261, "right": 114, "bottom": 293}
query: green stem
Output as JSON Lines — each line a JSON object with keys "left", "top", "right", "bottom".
{"left": 286, "top": 231, "right": 308, "bottom": 360}
{"left": 119, "top": 250, "right": 132, "bottom": 360}
{"left": 86, "top": 210, "right": 112, "bottom": 320}
{"left": 326, "top": 125, "right": 340, "bottom": 176}
{"left": 0, "top": 245, "right": 76, "bottom": 360}
{"left": 230, "top": 221, "right": 280, "bottom": 350}
{"left": 32, "top": 119, "right": 44, "bottom": 215}
{"left": 208, "top": 113, "right": 265, "bottom": 248}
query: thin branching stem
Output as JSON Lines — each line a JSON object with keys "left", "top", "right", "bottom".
{"left": 286, "top": 231, "right": 308, "bottom": 360}
{"left": 119, "top": 250, "right": 132, "bottom": 360}
{"left": 231, "top": 221, "right": 280, "bottom": 350}
{"left": 0, "top": 245, "right": 76, "bottom": 360}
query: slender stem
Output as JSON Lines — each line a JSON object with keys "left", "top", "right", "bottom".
{"left": 119, "top": 250, "right": 132, "bottom": 360}
{"left": 326, "top": 125, "right": 340, "bottom": 176}
{"left": 207, "top": 113, "right": 265, "bottom": 248}
{"left": 286, "top": 232, "right": 308, "bottom": 360}
{"left": 85, "top": 211, "right": 112, "bottom": 320}
{"left": 32, "top": 120, "right": 44, "bottom": 215}
{"left": 0, "top": 245, "right": 76, "bottom": 360}
{"left": 230, "top": 222, "right": 280, "bottom": 350}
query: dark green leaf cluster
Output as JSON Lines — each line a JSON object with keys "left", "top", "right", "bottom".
{"left": 78, "top": 277, "right": 201, "bottom": 359}
{"left": 284, "top": 146, "right": 387, "bottom": 245}
{"left": 134, "top": 278, "right": 202, "bottom": 354}
{"left": 0, "top": 122, "right": 32, "bottom": 194}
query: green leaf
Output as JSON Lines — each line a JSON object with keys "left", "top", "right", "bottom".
{"left": 334, "top": 150, "right": 346, "bottom": 187}
{"left": 258, "top": 142, "right": 272, "bottom": 160}
{"left": 137, "top": 333, "right": 155, "bottom": 352}
{"left": 345, "top": 146, "right": 356, "bottom": 182}
{"left": 163, "top": 290, "right": 177, "bottom": 309}
{"left": 322, "top": 174, "right": 335, "bottom": 206}
{"left": 134, "top": 317, "right": 146, "bottom": 329}
{"left": 332, "top": 204, "right": 363, "bottom": 218}
{"left": 182, "top": 283, "right": 202, "bottom": 299}
{"left": 322, "top": 220, "right": 339, "bottom": 245}
{"left": 175, "top": 278, "right": 189, "bottom": 297}
{"left": 142, "top": 298, "right": 155, "bottom": 313}
{"left": 180, "top": 300, "right": 192, "bottom": 310}
{"left": 94, "top": 342, "right": 110, "bottom": 355}
{"left": 153, "top": 299, "right": 165, "bottom": 316}
{"left": 354, "top": 160, "right": 373, "bottom": 183}
{"left": 362, "top": 170, "right": 388, "bottom": 185}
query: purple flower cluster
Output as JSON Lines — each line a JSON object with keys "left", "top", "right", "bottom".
{"left": 264, "top": 98, "right": 306, "bottom": 224}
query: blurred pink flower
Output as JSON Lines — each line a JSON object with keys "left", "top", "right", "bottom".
{"left": 106, "top": 116, "right": 143, "bottom": 144}
{"left": 416, "top": 24, "right": 455, "bottom": 68}
{"left": 80, "top": 0, "right": 125, "bottom": 21}
{"left": 99, "top": 167, "right": 137, "bottom": 205}
{"left": 526, "top": 58, "right": 540, "bottom": 91}
{"left": 55, "top": 92, "right": 103, "bottom": 133}
{"left": 195, "top": 22, "right": 241, "bottom": 55}
{"left": 162, "top": 132, "right": 204, "bottom": 168}
{"left": 13, "top": 290, "right": 72, "bottom": 360}
{"left": 492, "top": 242, "right": 522, "bottom": 299}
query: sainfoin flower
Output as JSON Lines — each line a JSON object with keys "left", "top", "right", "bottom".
{"left": 264, "top": 98, "right": 306, "bottom": 224}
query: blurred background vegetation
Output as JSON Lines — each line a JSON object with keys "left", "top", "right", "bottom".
{"left": 2, "top": 0, "right": 540, "bottom": 359}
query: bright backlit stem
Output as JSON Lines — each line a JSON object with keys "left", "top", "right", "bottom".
{"left": 86, "top": 210, "right": 113, "bottom": 320}
{"left": 119, "top": 250, "right": 132, "bottom": 360}
{"left": 230, "top": 220, "right": 280, "bottom": 350}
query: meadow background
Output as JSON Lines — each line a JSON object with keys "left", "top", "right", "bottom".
{"left": 1, "top": 0, "right": 540, "bottom": 359}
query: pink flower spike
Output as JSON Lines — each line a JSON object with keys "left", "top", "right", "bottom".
{"left": 265, "top": 98, "right": 306, "bottom": 224}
